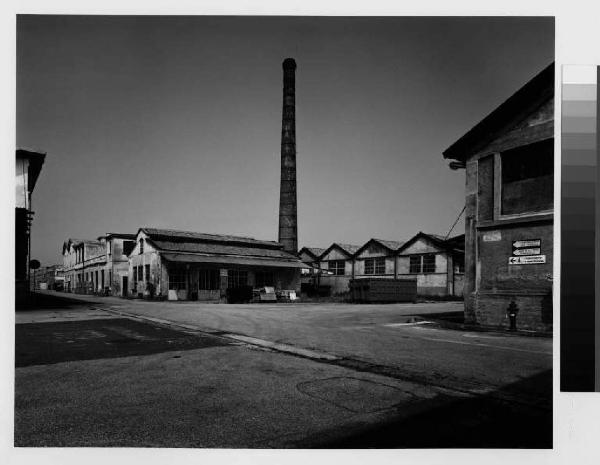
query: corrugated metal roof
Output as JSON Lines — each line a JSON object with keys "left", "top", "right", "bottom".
{"left": 141, "top": 227, "right": 281, "bottom": 248}
{"left": 161, "top": 253, "right": 306, "bottom": 269}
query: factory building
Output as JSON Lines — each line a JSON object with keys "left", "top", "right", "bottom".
{"left": 62, "top": 233, "right": 135, "bottom": 295}
{"left": 353, "top": 239, "right": 403, "bottom": 279}
{"left": 15, "top": 149, "right": 46, "bottom": 304}
{"left": 443, "top": 63, "right": 554, "bottom": 332}
{"left": 62, "top": 238, "right": 107, "bottom": 294}
{"left": 128, "top": 228, "right": 305, "bottom": 301}
{"left": 317, "top": 243, "right": 361, "bottom": 294}
{"left": 396, "top": 232, "right": 465, "bottom": 297}
{"left": 300, "top": 234, "right": 464, "bottom": 298}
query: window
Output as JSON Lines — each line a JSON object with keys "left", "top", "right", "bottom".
{"left": 455, "top": 256, "right": 465, "bottom": 273}
{"left": 328, "top": 260, "right": 345, "bottom": 276}
{"left": 409, "top": 256, "right": 421, "bottom": 273}
{"left": 500, "top": 139, "right": 553, "bottom": 216}
{"left": 101, "top": 269, "right": 105, "bottom": 288}
{"left": 255, "top": 270, "right": 274, "bottom": 287}
{"left": 133, "top": 267, "right": 137, "bottom": 285}
{"left": 365, "top": 257, "right": 386, "bottom": 275}
{"left": 422, "top": 254, "right": 436, "bottom": 273}
{"left": 409, "top": 254, "right": 437, "bottom": 273}
{"left": 375, "top": 257, "right": 386, "bottom": 274}
{"left": 169, "top": 268, "right": 187, "bottom": 290}
{"left": 199, "top": 269, "right": 220, "bottom": 290}
{"left": 139, "top": 239, "right": 144, "bottom": 254}
{"left": 123, "top": 240, "right": 135, "bottom": 256}
{"left": 144, "top": 264, "right": 150, "bottom": 282}
{"left": 228, "top": 269, "right": 248, "bottom": 288}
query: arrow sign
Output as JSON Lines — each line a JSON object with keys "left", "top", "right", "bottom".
{"left": 512, "top": 239, "right": 541, "bottom": 249}
{"left": 512, "top": 247, "right": 541, "bottom": 256}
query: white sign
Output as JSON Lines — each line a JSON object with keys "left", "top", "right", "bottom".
{"left": 512, "top": 248, "right": 541, "bottom": 256}
{"left": 483, "top": 231, "right": 501, "bottom": 242}
{"left": 512, "top": 239, "right": 541, "bottom": 248}
{"left": 508, "top": 255, "right": 546, "bottom": 265}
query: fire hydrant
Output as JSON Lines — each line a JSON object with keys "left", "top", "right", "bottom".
{"left": 507, "top": 301, "right": 519, "bottom": 331}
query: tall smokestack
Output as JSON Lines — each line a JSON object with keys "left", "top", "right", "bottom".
{"left": 278, "top": 58, "right": 298, "bottom": 254}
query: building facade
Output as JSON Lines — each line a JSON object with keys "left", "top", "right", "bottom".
{"left": 396, "top": 232, "right": 464, "bottom": 297}
{"left": 300, "top": 235, "right": 464, "bottom": 298}
{"left": 127, "top": 228, "right": 305, "bottom": 301}
{"left": 443, "top": 63, "right": 554, "bottom": 332}
{"left": 316, "top": 243, "right": 360, "bottom": 294}
{"left": 15, "top": 149, "right": 46, "bottom": 303}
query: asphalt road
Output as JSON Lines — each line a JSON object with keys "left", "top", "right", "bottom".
{"left": 15, "top": 292, "right": 553, "bottom": 448}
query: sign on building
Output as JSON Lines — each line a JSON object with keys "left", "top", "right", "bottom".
{"left": 509, "top": 255, "right": 546, "bottom": 265}
{"left": 509, "top": 239, "right": 544, "bottom": 265}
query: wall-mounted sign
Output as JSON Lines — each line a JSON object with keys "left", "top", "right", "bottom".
{"left": 512, "top": 239, "right": 541, "bottom": 249}
{"left": 483, "top": 231, "right": 501, "bottom": 242}
{"left": 509, "top": 255, "right": 546, "bottom": 265}
{"left": 512, "top": 248, "right": 542, "bottom": 256}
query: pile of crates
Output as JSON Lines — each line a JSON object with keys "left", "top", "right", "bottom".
{"left": 349, "top": 278, "right": 417, "bottom": 303}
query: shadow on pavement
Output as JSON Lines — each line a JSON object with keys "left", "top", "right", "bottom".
{"left": 296, "top": 369, "right": 552, "bottom": 449}
{"left": 16, "top": 292, "right": 94, "bottom": 311}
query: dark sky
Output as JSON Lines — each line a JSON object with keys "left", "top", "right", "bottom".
{"left": 17, "top": 16, "right": 554, "bottom": 265}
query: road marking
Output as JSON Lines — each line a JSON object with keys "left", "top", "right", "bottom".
{"left": 412, "top": 336, "right": 551, "bottom": 355}
{"left": 383, "top": 321, "right": 433, "bottom": 327}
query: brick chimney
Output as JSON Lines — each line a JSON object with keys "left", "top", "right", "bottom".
{"left": 278, "top": 58, "right": 298, "bottom": 254}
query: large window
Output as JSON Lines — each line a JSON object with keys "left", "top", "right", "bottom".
{"left": 365, "top": 257, "right": 386, "bottom": 275}
{"left": 422, "top": 254, "right": 436, "bottom": 273}
{"left": 169, "top": 268, "right": 187, "bottom": 290}
{"left": 123, "top": 240, "right": 135, "bottom": 256}
{"left": 144, "top": 264, "right": 150, "bottom": 282}
{"left": 228, "top": 269, "right": 248, "bottom": 288}
{"left": 409, "top": 254, "right": 437, "bottom": 274}
{"left": 255, "top": 270, "right": 275, "bottom": 287}
{"left": 409, "top": 256, "right": 421, "bottom": 273}
{"left": 328, "top": 260, "right": 345, "bottom": 276}
{"left": 199, "top": 269, "right": 220, "bottom": 290}
{"left": 501, "top": 139, "right": 553, "bottom": 216}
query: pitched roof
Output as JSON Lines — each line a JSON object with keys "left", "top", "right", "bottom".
{"left": 318, "top": 243, "right": 361, "bottom": 259}
{"left": 16, "top": 149, "right": 46, "bottom": 193}
{"left": 397, "top": 231, "right": 465, "bottom": 254}
{"left": 151, "top": 240, "right": 298, "bottom": 261}
{"left": 138, "top": 227, "right": 303, "bottom": 265}
{"left": 298, "top": 247, "right": 326, "bottom": 260}
{"left": 139, "top": 227, "right": 282, "bottom": 249}
{"left": 443, "top": 62, "right": 554, "bottom": 162}
{"left": 335, "top": 243, "right": 361, "bottom": 256}
{"left": 98, "top": 233, "right": 136, "bottom": 240}
{"left": 372, "top": 239, "right": 405, "bottom": 251}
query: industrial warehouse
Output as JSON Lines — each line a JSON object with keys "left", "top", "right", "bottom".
{"left": 443, "top": 62, "right": 554, "bottom": 333}
{"left": 15, "top": 16, "right": 558, "bottom": 451}
{"left": 299, "top": 232, "right": 465, "bottom": 299}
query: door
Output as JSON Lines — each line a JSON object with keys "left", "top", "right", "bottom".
{"left": 122, "top": 276, "right": 128, "bottom": 297}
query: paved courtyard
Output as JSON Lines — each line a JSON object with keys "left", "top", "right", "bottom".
{"left": 14, "top": 292, "right": 552, "bottom": 448}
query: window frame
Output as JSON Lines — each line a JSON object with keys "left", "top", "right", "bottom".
{"left": 199, "top": 269, "right": 220, "bottom": 290}
{"left": 374, "top": 257, "right": 386, "bottom": 274}
{"left": 328, "top": 260, "right": 346, "bottom": 276}
{"left": 493, "top": 139, "right": 554, "bottom": 221}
